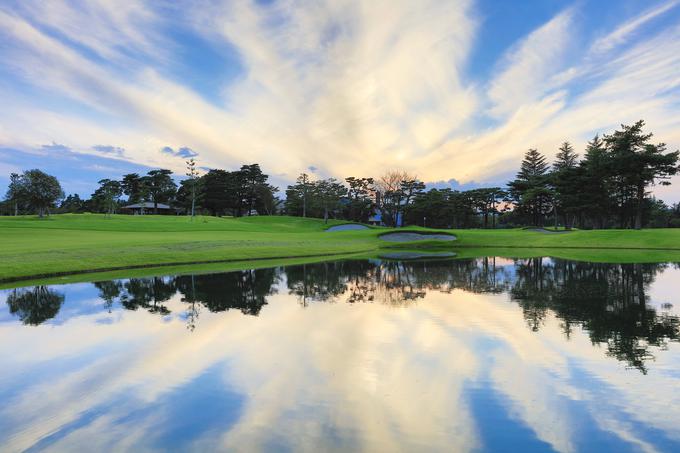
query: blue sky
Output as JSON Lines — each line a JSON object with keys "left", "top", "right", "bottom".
{"left": 1, "top": 0, "right": 680, "bottom": 200}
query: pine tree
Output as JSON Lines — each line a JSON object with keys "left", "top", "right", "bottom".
{"left": 579, "top": 135, "right": 612, "bottom": 228}
{"left": 509, "top": 149, "right": 552, "bottom": 226}
{"left": 552, "top": 141, "right": 580, "bottom": 229}
{"left": 603, "top": 120, "right": 679, "bottom": 229}
{"left": 553, "top": 142, "right": 578, "bottom": 171}
{"left": 518, "top": 148, "right": 549, "bottom": 180}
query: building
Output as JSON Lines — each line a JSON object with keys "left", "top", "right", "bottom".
{"left": 121, "top": 202, "right": 182, "bottom": 215}
{"left": 368, "top": 209, "right": 403, "bottom": 227}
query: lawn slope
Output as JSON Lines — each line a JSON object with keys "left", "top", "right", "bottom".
{"left": 2, "top": 214, "right": 680, "bottom": 283}
{"left": 0, "top": 214, "right": 380, "bottom": 282}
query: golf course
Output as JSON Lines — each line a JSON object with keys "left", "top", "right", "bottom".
{"left": 3, "top": 213, "right": 680, "bottom": 284}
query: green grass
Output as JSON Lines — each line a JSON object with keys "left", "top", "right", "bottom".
{"left": 447, "top": 227, "right": 680, "bottom": 250}
{"left": 1, "top": 214, "right": 680, "bottom": 283}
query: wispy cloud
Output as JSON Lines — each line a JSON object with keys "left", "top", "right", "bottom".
{"left": 0, "top": 0, "right": 679, "bottom": 199}
{"left": 161, "top": 146, "right": 199, "bottom": 159}
{"left": 92, "top": 145, "right": 125, "bottom": 157}
{"left": 590, "top": 0, "right": 680, "bottom": 54}
{"left": 487, "top": 9, "right": 574, "bottom": 118}
{"left": 41, "top": 142, "right": 72, "bottom": 153}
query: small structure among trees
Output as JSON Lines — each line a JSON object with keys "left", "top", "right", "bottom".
{"left": 121, "top": 202, "right": 180, "bottom": 215}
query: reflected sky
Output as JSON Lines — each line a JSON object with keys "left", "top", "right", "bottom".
{"left": 1, "top": 258, "right": 679, "bottom": 452}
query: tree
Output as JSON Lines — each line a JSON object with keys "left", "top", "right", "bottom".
{"left": 553, "top": 142, "right": 578, "bottom": 171}
{"left": 375, "top": 170, "right": 419, "bottom": 226}
{"left": 285, "top": 173, "right": 314, "bottom": 217}
{"left": 603, "top": 120, "right": 679, "bottom": 229}
{"left": 13, "top": 169, "right": 64, "bottom": 218}
{"left": 143, "top": 169, "right": 177, "bottom": 214}
{"left": 344, "top": 177, "right": 375, "bottom": 222}
{"left": 185, "top": 158, "right": 199, "bottom": 219}
{"left": 579, "top": 135, "right": 612, "bottom": 228}
{"left": 5, "top": 172, "right": 25, "bottom": 216}
{"left": 298, "top": 173, "right": 312, "bottom": 218}
{"left": 92, "top": 179, "right": 123, "bottom": 216}
{"left": 257, "top": 184, "right": 280, "bottom": 215}
{"left": 314, "top": 178, "right": 347, "bottom": 223}
{"left": 121, "top": 173, "right": 147, "bottom": 204}
{"left": 238, "top": 164, "right": 271, "bottom": 216}
{"left": 400, "top": 179, "right": 426, "bottom": 220}
{"left": 59, "top": 194, "right": 84, "bottom": 213}
{"left": 405, "top": 188, "right": 452, "bottom": 228}
{"left": 552, "top": 141, "right": 580, "bottom": 229}
{"left": 468, "top": 187, "right": 506, "bottom": 228}
{"left": 200, "top": 169, "right": 232, "bottom": 216}
{"left": 508, "top": 149, "right": 552, "bottom": 226}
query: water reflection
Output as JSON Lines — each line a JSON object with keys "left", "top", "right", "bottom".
{"left": 6, "top": 258, "right": 680, "bottom": 373}
{"left": 511, "top": 259, "right": 679, "bottom": 373}
{"left": 1, "top": 258, "right": 680, "bottom": 451}
{"left": 6, "top": 286, "right": 65, "bottom": 325}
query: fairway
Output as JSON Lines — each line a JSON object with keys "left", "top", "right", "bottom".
{"left": 3, "top": 214, "right": 680, "bottom": 283}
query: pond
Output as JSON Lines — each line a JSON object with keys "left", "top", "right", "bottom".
{"left": 1, "top": 257, "right": 679, "bottom": 452}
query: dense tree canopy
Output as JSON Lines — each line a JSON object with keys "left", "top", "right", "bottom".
{"left": 6, "top": 169, "right": 64, "bottom": 217}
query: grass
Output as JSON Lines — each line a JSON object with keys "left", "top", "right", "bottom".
{"left": 1, "top": 213, "right": 680, "bottom": 284}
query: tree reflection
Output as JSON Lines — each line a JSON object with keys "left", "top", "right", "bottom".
{"left": 174, "top": 268, "right": 279, "bottom": 316}
{"left": 510, "top": 259, "right": 679, "bottom": 373}
{"left": 6, "top": 286, "right": 65, "bottom": 325}
{"left": 286, "top": 258, "right": 511, "bottom": 306}
{"left": 120, "top": 277, "right": 175, "bottom": 315}
{"left": 93, "top": 280, "right": 122, "bottom": 313}
{"left": 5, "top": 257, "right": 679, "bottom": 371}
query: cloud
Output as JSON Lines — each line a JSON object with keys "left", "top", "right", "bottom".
{"left": 160, "top": 146, "right": 199, "bottom": 159}
{"left": 2, "top": 265, "right": 680, "bottom": 450}
{"left": 590, "top": 0, "right": 680, "bottom": 54}
{"left": 40, "top": 142, "right": 72, "bottom": 153}
{"left": 425, "top": 178, "right": 482, "bottom": 191}
{"left": 0, "top": 1, "right": 679, "bottom": 200}
{"left": 487, "top": 9, "right": 574, "bottom": 118}
{"left": 92, "top": 145, "right": 125, "bottom": 157}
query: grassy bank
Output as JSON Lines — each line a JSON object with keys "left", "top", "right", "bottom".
{"left": 2, "top": 214, "right": 680, "bottom": 283}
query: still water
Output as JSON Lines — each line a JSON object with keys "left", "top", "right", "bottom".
{"left": 1, "top": 258, "right": 679, "bottom": 452}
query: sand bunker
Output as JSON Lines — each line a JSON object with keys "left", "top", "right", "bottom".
{"left": 379, "top": 232, "right": 457, "bottom": 242}
{"left": 379, "top": 251, "right": 456, "bottom": 260}
{"left": 325, "top": 224, "right": 370, "bottom": 232}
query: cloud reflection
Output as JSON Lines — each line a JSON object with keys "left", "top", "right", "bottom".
{"left": 0, "top": 258, "right": 679, "bottom": 451}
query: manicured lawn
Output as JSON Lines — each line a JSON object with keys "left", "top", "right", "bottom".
{"left": 2, "top": 213, "right": 680, "bottom": 283}
{"left": 0, "top": 214, "right": 381, "bottom": 282}
{"left": 448, "top": 227, "right": 680, "bottom": 250}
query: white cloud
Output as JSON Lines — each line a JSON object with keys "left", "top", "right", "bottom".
{"left": 0, "top": 0, "right": 679, "bottom": 199}
{"left": 487, "top": 9, "right": 574, "bottom": 118}
{"left": 590, "top": 0, "right": 680, "bottom": 54}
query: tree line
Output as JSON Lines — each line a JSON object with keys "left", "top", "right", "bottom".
{"left": 2, "top": 120, "right": 679, "bottom": 229}
{"left": 2, "top": 162, "right": 278, "bottom": 218}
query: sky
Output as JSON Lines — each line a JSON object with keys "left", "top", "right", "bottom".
{"left": 1, "top": 0, "right": 680, "bottom": 200}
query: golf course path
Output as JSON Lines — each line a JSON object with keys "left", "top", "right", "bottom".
{"left": 379, "top": 232, "right": 457, "bottom": 242}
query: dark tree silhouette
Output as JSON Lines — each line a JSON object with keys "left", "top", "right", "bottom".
{"left": 7, "top": 286, "right": 65, "bottom": 325}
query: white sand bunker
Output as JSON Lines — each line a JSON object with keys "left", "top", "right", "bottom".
{"left": 325, "top": 224, "right": 370, "bottom": 232}
{"left": 380, "top": 251, "right": 456, "bottom": 260}
{"left": 379, "top": 232, "right": 457, "bottom": 242}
